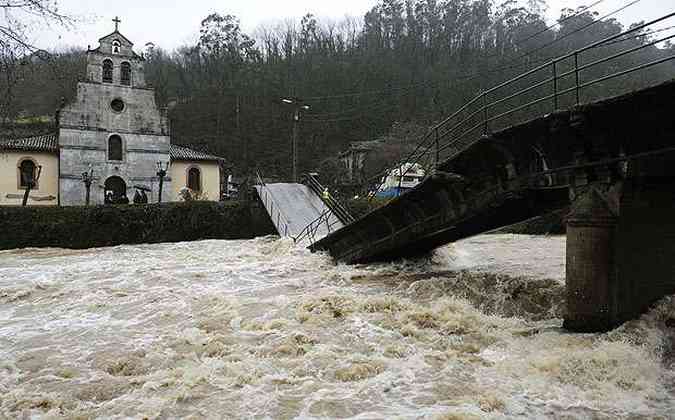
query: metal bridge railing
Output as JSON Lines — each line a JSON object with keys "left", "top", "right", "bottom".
{"left": 255, "top": 171, "right": 294, "bottom": 238}
{"left": 292, "top": 173, "right": 356, "bottom": 246}
{"left": 368, "top": 12, "right": 675, "bottom": 196}
{"left": 302, "top": 174, "right": 356, "bottom": 225}
{"left": 294, "top": 208, "right": 344, "bottom": 246}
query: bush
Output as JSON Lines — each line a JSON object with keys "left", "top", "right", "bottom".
{"left": 0, "top": 201, "right": 276, "bottom": 250}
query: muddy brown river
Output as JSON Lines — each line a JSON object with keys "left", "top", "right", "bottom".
{"left": 0, "top": 234, "right": 673, "bottom": 419}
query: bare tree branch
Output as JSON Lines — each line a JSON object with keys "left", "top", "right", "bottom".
{"left": 0, "top": 1, "right": 74, "bottom": 123}
{"left": 1, "top": 0, "right": 73, "bottom": 52}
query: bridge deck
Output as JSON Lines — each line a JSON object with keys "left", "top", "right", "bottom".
{"left": 255, "top": 183, "right": 343, "bottom": 242}
{"left": 311, "top": 79, "right": 675, "bottom": 264}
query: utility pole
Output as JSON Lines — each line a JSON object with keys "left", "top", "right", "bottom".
{"left": 291, "top": 107, "right": 300, "bottom": 183}
{"left": 281, "top": 97, "right": 310, "bottom": 183}
{"left": 237, "top": 95, "right": 248, "bottom": 174}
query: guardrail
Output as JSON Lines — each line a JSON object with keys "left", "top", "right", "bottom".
{"left": 294, "top": 208, "right": 344, "bottom": 245}
{"left": 302, "top": 174, "right": 356, "bottom": 225}
{"left": 291, "top": 173, "right": 356, "bottom": 246}
{"left": 255, "top": 171, "right": 293, "bottom": 238}
{"left": 369, "top": 12, "right": 675, "bottom": 195}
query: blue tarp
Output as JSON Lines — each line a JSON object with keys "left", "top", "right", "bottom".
{"left": 375, "top": 187, "right": 410, "bottom": 198}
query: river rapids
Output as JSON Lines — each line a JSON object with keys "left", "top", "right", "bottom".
{"left": 0, "top": 234, "right": 674, "bottom": 419}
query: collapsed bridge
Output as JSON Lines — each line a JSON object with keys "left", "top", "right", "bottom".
{"left": 305, "top": 16, "right": 675, "bottom": 332}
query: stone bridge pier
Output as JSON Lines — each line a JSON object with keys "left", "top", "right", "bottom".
{"left": 564, "top": 164, "right": 675, "bottom": 332}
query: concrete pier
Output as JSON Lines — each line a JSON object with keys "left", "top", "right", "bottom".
{"left": 564, "top": 187, "right": 619, "bottom": 332}
{"left": 565, "top": 180, "right": 675, "bottom": 332}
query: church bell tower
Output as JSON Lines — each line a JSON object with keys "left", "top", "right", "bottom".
{"left": 57, "top": 17, "right": 172, "bottom": 206}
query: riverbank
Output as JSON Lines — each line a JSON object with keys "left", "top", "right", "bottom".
{"left": 0, "top": 201, "right": 276, "bottom": 250}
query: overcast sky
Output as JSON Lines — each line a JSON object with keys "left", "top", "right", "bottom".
{"left": 30, "top": 0, "right": 674, "bottom": 51}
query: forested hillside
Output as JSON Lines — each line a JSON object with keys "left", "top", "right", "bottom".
{"left": 2, "top": 0, "right": 674, "bottom": 182}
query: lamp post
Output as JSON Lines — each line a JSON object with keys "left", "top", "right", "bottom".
{"left": 281, "top": 97, "right": 310, "bottom": 183}
{"left": 21, "top": 165, "right": 42, "bottom": 207}
{"left": 156, "top": 161, "right": 170, "bottom": 203}
{"left": 81, "top": 167, "right": 94, "bottom": 206}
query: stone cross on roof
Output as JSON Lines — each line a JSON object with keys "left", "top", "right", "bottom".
{"left": 113, "top": 16, "right": 121, "bottom": 32}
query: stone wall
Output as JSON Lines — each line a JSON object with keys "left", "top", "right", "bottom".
{"left": 0, "top": 201, "right": 276, "bottom": 250}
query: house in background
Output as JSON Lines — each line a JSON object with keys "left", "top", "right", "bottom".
{"left": 376, "top": 162, "right": 426, "bottom": 198}
{"left": 0, "top": 20, "right": 225, "bottom": 206}
{"left": 169, "top": 145, "right": 223, "bottom": 201}
{"left": 0, "top": 135, "right": 225, "bottom": 206}
{"left": 0, "top": 134, "right": 59, "bottom": 206}
{"left": 338, "top": 141, "right": 382, "bottom": 185}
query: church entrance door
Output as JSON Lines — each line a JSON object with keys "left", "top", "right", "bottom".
{"left": 104, "top": 176, "right": 128, "bottom": 204}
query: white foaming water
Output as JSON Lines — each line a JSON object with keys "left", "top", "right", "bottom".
{"left": 0, "top": 234, "right": 673, "bottom": 419}
{"left": 437, "top": 234, "right": 567, "bottom": 281}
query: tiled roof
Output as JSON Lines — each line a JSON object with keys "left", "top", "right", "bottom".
{"left": 339, "top": 141, "right": 382, "bottom": 157}
{"left": 170, "top": 145, "right": 225, "bottom": 162}
{"left": 0, "top": 136, "right": 225, "bottom": 162}
{"left": 0, "top": 134, "right": 58, "bottom": 153}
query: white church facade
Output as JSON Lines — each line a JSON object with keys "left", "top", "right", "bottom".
{"left": 0, "top": 21, "right": 224, "bottom": 206}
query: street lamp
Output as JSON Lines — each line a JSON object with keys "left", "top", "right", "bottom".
{"left": 81, "top": 166, "right": 94, "bottom": 206}
{"left": 156, "top": 161, "right": 170, "bottom": 203}
{"left": 281, "top": 97, "right": 310, "bottom": 183}
{"left": 20, "top": 164, "right": 42, "bottom": 207}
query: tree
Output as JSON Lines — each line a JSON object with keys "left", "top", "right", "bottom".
{"left": 6, "top": 0, "right": 674, "bottom": 181}
{"left": 0, "top": 43, "right": 22, "bottom": 122}
{"left": 198, "top": 13, "right": 258, "bottom": 62}
{"left": 1, "top": 1, "right": 74, "bottom": 122}
{"left": 1, "top": 1, "right": 73, "bottom": 51}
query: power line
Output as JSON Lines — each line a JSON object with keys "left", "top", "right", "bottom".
{"left": 513, "top": 0, "right": 609, "bottom": 46}
{"left": 367, "top": 4, "right": 670, "bottom": 196}
{"left": 172, "top": 0, "right": 630, "bottom": 124}
{"left": 594, "top": 25, "right": 675, "bottom": 47}
{"left": 304, "top": 0, "right": 628, "bottom": 122}
{"left": 304, "top": 91, "right": 414, "bottom": 120}
{"left": 176, "top": 0, "right": 652, "bottom": 144}
{"left": 450, "top": 0, "right": 645, "bottom": 85}
{"left": 501, "top": 0, "right": 643, "bottom": 66}
{"left": 303, "top": 80, "right": 433, "bottom": 101}
{"left": 291, "top": 0, "right": 612, "bottom": 104}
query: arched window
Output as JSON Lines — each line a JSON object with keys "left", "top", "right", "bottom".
{"left": 112, "top": 40, "right": 121, "bottom": 55}
{"left": 19, "top": 159, "right": 36, "bottom": 188}
{"left": 108, "top": 135, "right": 123, "bottom": 161}
{"left": 102, "top": 59, "right": 113, "bottom": 83}
{"left": 120, "top": 62, "right": 131, "bottom": 86}
{"left": 187, "top": 167, "right": 201, "bottom": 191}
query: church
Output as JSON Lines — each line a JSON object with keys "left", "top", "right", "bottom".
{"left": 0, "top": 19, "right": 225, "bottom": 206}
